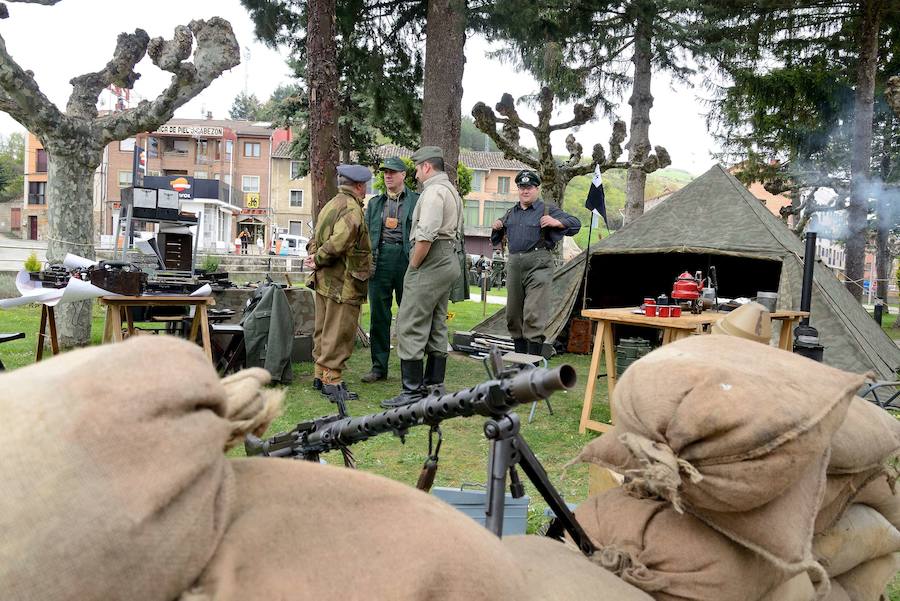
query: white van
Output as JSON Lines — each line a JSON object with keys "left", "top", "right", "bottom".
{"left": 272, "top": 234, "right": 309, "bottom": 257}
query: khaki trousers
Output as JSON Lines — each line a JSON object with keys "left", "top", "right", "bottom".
{"left": 313, "top": 292, "right": 361, "bottom": 383}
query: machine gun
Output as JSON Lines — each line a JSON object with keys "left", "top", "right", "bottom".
{"left": 245, "top": 350, "right": 598, "bottom": 557}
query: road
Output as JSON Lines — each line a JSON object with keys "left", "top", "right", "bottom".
{"left": 0, "top": 237, "right": 48, "bottom": 272}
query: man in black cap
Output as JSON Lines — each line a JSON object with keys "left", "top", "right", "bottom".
{"left": 360, "top": 157, "right": 419, "bottom": 383}
{"left": 491, "top": 169, "right": 580, "bottom": 355}
{"left": 305, "top": 164, "right": 373, "bottom": 401}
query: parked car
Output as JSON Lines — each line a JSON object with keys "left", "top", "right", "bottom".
{"left": 272, "top": 234, "right": 309, "bottom": 257}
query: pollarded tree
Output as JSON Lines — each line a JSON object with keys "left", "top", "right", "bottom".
{"left": 472, "top": 87, "right": 670, "bottom": 208}
{"left": 0, "top": 1, "right": 240, "bottom": 346}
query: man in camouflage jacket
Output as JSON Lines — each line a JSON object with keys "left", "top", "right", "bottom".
{"left": 305, "top": 164, "right": 373, "bottom": 401}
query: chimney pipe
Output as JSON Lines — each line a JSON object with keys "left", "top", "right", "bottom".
{"left": 794, "top": 231, "right": 824, "bottom": 362}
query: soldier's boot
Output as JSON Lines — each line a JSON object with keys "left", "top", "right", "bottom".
{"left": 360, "top": 370, "right": 386, "bottom": 383}
{"left": 527, "top": 340, "right": 544, "bottom": 358}
{"left": 424, "top": 353, "right": 447, "bottom": 396}
{"left": 513, "top": 338, "right": 528, "bottom": 353}
{"left": 313, "top": 378, "right": 323, "bottom": 391}
{"left": 380, "top": 359, "right": 426, "bottom": 408}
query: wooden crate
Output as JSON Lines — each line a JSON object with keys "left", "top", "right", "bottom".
{"left": 566, "top": 317, "right": 595, "bottom": 354}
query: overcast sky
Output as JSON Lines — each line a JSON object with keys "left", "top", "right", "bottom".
{"left": 0, "top": 0, "right": 720, "bottom": 176}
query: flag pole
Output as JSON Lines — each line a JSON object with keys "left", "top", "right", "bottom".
{"left": 580, "top": 211, "right": 597, "bottom": 312}
{"left": 581, "top": 165, "right": 608, "bottom": 311}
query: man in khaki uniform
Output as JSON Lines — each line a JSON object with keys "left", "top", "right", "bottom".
{"left": 381, "top": 146, "right": 462, "bottom": 408}
{"left": 305, "top": 164, "right": 373, "bottom": 402}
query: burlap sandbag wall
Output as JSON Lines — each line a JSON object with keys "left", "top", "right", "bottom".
{"left": 0, "top": 337, "right": 282, "bottom": 601}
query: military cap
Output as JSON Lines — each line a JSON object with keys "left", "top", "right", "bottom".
{"left": 380, "top": 156, "right": 407, "bottom": 172}
{"left": 410, "top": 146, "right": 444, "bottom": 164}
{"left": 337, "top": 164, "right": 373, "bottom": 183}
{"left": 515, "top": 169, "right": 541, "bottom": 187}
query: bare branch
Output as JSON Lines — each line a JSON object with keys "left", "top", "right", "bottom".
{"left": 67, "top": 30, "right": 150, "bottom": 119}
{"left": 471, "top": 101, "right": 539, "bottom": 167}
{"left": 95, "top": 18, "right": 239, "bottom": 144}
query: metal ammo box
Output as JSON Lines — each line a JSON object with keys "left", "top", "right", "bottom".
{"left": 121, "top": 186, "right": 158, "bottom": 220}
{"left": 157, "top": 188, "right": 180, "bottom": 220}
{"left": 432, "top": 485, "right": 530, "bottom": 535}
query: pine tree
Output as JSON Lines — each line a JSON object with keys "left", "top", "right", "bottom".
{"left": 229, "top": 91, "right": 264, "bottom": 120}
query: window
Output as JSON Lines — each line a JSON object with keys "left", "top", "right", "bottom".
{"left": 289, "top": 221, "right": 303, "bottom": 236}
{"left": 290, "top": 161, "right": 301, "bottom": 179}
{"left": 194, "top": 171, "right": 208, "bottom": 179}
{"left": 464, "top": 199, "right": 480, "bottom": 227}
{"left": 118, "top": 170, "right": 133, "bottom": 188}
{"left": 472, "top": 170, "right": 485, "bottom": 192}
{"left": 242, "top": 175, "right": 260, "bottom": 193}
{"left": 35, "top": 149, "right": 47, "bottom": 173}
{"left": 497, "top": 176, "right": 510, "bottom": 195}
{"left": 196, "top": 139, "right": 209, "bottom": 158}
{"left": 119, "top": 138, "right": 136, "bottom": 152}
{"left": 217, "top": 210, "right": 228, "bottom": 242}
{"left": 483, "top": 201, "right": 515, "bottom": 226}
{"left": 225, "top": 140, "right": 233, "bottom": 159}
{"left": 290, "top": 190, "right": 303, "bottom": 208}
{"left": 243, "top": 142, "right": 261, "bottom": 158}
{"left": 28, "top": 181, "right": 46, "bottom": 205}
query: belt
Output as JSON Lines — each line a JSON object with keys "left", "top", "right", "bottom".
{"left": 380, "top": 240, "right": 403, "bottom": 246}
{"left": 511, "top": 246, "right": 551, "bottom": 255}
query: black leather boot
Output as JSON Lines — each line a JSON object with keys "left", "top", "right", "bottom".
{"left": 381, "top": 359, "right": 425, "bottom": 408}
{"left": 312, "top": 377, "right": 323, "bottom": 391}
{"left": 527, "top": 340, "right": 545, "bottom": 358}
{"left": 424, "top": 354, "right": 447, "bottom": 395}
{"left": 513, "top": 338, "right": 528, "bottom": 353}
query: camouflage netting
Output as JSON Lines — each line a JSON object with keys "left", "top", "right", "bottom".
{"left": 474, "top": 164, "right": 900, "bottom": 379}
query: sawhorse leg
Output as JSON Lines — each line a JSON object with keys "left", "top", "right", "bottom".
{"left": 35, "top": 305, "right": 59, "bottom": 361}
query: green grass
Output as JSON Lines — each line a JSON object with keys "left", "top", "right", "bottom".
{"left": 0, "top": 300, "right": 610, "bottom": 534}
{"left": 469, "top": 285, "right": 507, "bottom": 298}
{"left": 880, "top": 311, "right": 900, "bottom": 340}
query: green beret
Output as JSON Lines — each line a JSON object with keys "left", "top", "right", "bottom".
{"left": 411, "top": 146, "right": 444, "bottom": 164}
{"left": 380, "top": 156, "right": 407, "bottom": 172}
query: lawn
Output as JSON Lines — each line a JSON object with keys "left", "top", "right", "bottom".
{"left": 880, "top": 311, "right": 900, "bottom": 340}
{"left": 0, "top": 298, "right": 609, "bottom": 535}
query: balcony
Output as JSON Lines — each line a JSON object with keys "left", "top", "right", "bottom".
{"left": 464, "top": 224, "right": 493, "bottom": 237}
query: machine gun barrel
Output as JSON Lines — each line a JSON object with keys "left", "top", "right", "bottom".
{"left": 246, "top": 365, "right": 576, "bottom": 458}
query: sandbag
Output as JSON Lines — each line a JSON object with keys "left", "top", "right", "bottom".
{"left": 813, "top": 504, "right": 900, "bottom": 577}
{"left": 574, "top": 335, "right": 864, "bottom": 514}
{"left": 571, "top": 487, "right": 789, "bottom": 601}
{"left": 502, "top": 536, "right": 653, "bottom": 601}
{"left": 856, "top": 475, "right": 900, "bottom": 531}
{"left": 182, "top": 458, "right": 531, "bottom": 600}
{"left": 815, "top": 397, "right": 900, "bottom": 533}
{"left": 0, "top": 337, "right": 282, "bottom": 601}
{"left": 759, "top": 574, "right": 815, "bottom": 601}
{"left": 834, "top": 552, "right": 900, "bottom": 601}
{"left": 823, "top": 580, "right": 851, "bottom": 601}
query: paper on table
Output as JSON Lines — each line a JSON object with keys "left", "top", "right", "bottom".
{"left": 190, "top": 284, "right": 212, "bottom": 297}
{"left": 0, "top": 269, "right": 117, "bottom": 308}
{"left": 63, "top": 253, "right": 98, "bottom": 270}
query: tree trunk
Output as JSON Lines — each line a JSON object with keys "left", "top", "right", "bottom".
{"left": 307, "top": 0, "right": 339, "bottom": 217}
{"left": 45, "top": 147, "right": 102, "bottom": 348}
{"left": 544, "top": 177, "right": 566, "bottom": 209}
{"left": 421, "top": 0, "right": 467, "bottom": 186}
{"left": 623, "top": 13, "right": 653, "bottom": 225}
{"left": 846, "top": 0, "right": 882, "bottom": 302}
{"left": 877, "top": 111, "right": 893, "bottom": 308}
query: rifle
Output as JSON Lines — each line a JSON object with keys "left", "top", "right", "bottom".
{"left": 244, "top": 349, "right": 597, "bottom": 557}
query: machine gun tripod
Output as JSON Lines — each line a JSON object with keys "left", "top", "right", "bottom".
{"left": 245, "top": 348, "right": 597, "bottom": 557}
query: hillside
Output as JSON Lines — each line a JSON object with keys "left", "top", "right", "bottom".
{"left": 561, "top": 168, "right": 695, "bottom": 249}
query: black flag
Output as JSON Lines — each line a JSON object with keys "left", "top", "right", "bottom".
{"left": 584, "top": 165, "right": 607, "bottom": 226}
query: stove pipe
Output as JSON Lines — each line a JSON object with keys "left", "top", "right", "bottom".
{"left": 794, "top": 232, "right": 823, "bottom": 361}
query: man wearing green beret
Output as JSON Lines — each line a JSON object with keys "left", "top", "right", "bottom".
{"left": 360, "top": 157, "right": 419, "bottom": 383}
{"left": 381, "top": 146, "right": 463, "bottom": 408}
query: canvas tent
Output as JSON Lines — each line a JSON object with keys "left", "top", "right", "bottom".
{"left": 473, "top": 164, "right": 900, "bottom": 379}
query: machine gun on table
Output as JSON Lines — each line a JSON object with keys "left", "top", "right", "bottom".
{"left": 245, "top": 349, "right": 597, "bottom": 557}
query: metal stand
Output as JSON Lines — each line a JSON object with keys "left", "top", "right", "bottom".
{"left": 483, "top": 412, "right": 596, "bottom": 556}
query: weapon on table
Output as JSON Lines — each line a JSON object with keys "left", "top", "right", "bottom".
{"left": 245, "top": 349, "right": 598, "bottom": 557}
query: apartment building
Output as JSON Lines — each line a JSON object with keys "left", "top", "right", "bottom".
{"left": 99, "top": 118, "right": 290, "bottom": 251}
{"left": 21, "top": 132, "right": 48, "bottom": 240}
{"left": 270, "top": 141, "right": 313, "bottom": 239}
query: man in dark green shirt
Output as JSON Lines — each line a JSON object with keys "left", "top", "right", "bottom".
{"left": 361, "top": 157, "right": 419, "bottom": 383}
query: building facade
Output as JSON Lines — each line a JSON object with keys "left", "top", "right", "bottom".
{"left": 22, "top": 132, "right": 48, "bottom": 240}
{"left": 270, "top": 141, "right": 313, "bottom": 240}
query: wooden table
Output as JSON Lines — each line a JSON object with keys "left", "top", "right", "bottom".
{"left": 578, "top": 307, "right": 810, "bottom": 434}
{"left": 578, "top": 307, "right": 725, "bottom": 434}
{"left": 99, "top": 295, "right": 216, "bottom": 361}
